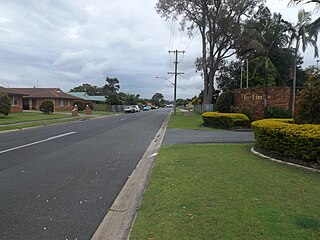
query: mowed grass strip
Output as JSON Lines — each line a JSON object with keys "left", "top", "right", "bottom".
{"left": 0, "top": 116, "right": 92, "bottom": 131}
{"left": 0, "top": 112, "right": 71, "bottom": 125}
{"left": 131, "top": 144, "right": 320, "bottom": 240}
{"left": 167, "top": 111, "right": 214, "bottom": 130}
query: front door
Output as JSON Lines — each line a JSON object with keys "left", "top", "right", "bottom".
{"left": 22, "top": 98, "right": 29, "bottom": 110}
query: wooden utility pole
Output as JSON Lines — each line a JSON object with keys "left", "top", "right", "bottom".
{"left": 168, "top": 50, "right": 184, "bottom": 116}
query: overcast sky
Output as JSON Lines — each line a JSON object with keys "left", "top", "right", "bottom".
{"left": 0, "top": 0, "right": 318, "bottom": 100}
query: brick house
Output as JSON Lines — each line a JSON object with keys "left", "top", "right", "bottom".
{"left": 0, "top": 86, "right": 26, "bottom": 112}
{"left": 9, "top": 88, "right": 80, "bottom": 111}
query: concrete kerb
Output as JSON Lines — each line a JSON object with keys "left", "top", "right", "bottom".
{"left": 91, "top": 112, "right": 171, "bottom": 240}
{"left": 251, "top": 147, "right": 320, "bottom": 173}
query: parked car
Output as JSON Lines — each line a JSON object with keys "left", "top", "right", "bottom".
{"left": 150, "top": 105, "right": 156, "bottom": 110}
{"left": 142, "top": 106, "right": 149, "bottom": 111}
{"left": 131, "top": 105, "right": 140, "bottom": 112}
{"left": 124, "top": 106, "right": 135, "bottom": 113}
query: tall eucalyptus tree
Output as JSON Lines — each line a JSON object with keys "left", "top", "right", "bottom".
{"left": 156, "top": 0, "right": 263, "bottom": 105}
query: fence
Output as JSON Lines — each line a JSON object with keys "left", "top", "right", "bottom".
{"left": 194, "top": 104, "right": 216, "bottom": 114}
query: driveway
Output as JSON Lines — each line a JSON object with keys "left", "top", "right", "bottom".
{"left": 163, "top": 128, "right": 255, "bottom": 145}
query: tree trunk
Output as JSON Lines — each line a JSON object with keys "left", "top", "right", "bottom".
{"left": 292, "top": 41, "right": 299, "bottom": 117}
{"left": 263, "top": 58, "right": 269, "bottom": 116}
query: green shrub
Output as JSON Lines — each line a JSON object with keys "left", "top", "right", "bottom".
{"left": 0, "top": 93, "right": 11, "bottom": 116}
{"left": 241, "top": 105, "right": 253, "bottom": 122}
{"left": 39, "top": 100, "right": 54, "bottom": 114}
{"left": 84, "top": 101, "right": 94, "bottom": 110}
{"left": 251, "top": 118, "right": 320, "bottom": 164}
{"left": 216, "top": 90, "right": 234, "bottom": 113}
{"left": 296, "top": 74, "right": 320, "bottom": 124}
{"left": 202, "top": 112, "right": 249, "bottom": 128}
{"left": 230, "top": 105, "right": 239, "bottom": 113}
{"left": 73, "top": 100, "right": 85, "bottom": 111}
{"left": 265, "top": 106, "right": 292, "bottom": 119}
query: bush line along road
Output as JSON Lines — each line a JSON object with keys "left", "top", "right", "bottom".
{"left": 0, "top": 108, "right": 170, "bottom": 240}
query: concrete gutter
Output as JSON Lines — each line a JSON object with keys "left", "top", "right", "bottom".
{"left": 91, "top": 112, "right": 171, "bottom": 240}
{"left": 251, "top": 147, "right": 320, "bottom": 173}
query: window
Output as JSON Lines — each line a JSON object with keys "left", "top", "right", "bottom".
{"left": 67, "top": 100, "right": 71, "bottom": 106}
{"left": 60, "top": 99, "right": 64, "bottom": 106}
{"left": 11, "top": 96, "right": 18, "bottom": 106}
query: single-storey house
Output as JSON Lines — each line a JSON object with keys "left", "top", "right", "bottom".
{"left": 67, "top": 92, "right": 106, "bottom": 104}
{"left": 9, "top": 88, "right": 80, "bottom": 111}
{"left": 0, "top": 86, "right": 26, "bottom": 112}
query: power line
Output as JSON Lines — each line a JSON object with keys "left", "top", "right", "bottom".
{"left": 184, "top": 29, "right": 199, "bottom": 52}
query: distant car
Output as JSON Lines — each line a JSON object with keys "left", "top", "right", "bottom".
{"left": 166, "top": 104, "right": 173, "bottom": 108}
{"left": 142, "top": 106, "right": 149, "bottom": 111}
{"left": 150, "top": 105, "right": 156, "bottom": 110}
{"left": 131, "top": 105, "right": 140, "bottom": 112}
{"left": 124, "top": 106, "right": 135, "bottom": 113}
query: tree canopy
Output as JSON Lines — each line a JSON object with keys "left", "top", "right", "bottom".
{"left": 156, "top": 0, "right": 264, "bottom": 104}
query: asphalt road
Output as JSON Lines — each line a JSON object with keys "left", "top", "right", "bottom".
{"left": 0, "top": 108, "right": 170, "bottom": 240}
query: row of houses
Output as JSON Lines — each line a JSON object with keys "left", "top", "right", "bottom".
{"left": 0, "top": 87, "right": 105, "bottom": 113}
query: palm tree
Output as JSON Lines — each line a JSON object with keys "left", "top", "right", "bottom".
{"left": 288, "top": 0, "right": 320, "bottom": 9}
{"left": 242, "top": 12, "right": 290, "bottom": 114}
{"left": 289, "top": 9, "right": 319, "bottom": 115}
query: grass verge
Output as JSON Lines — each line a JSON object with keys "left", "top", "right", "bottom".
{"left": 0, "top": 112, "right": 72, "bottom": 125}
{"left": 0, "top": 116, "right": 93, "bottom": 132}
{"left": 167, "top": 111, "right": 215, "bottom": 130}
{"left": 131, "top": 144, "right": 320, "bottom": 240}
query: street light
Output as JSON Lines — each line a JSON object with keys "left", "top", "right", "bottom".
{"left": 156, "top": 76, "right": 176, "bottom": 113}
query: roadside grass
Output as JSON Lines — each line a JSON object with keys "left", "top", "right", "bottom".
{"left": 0, "top": 112, "right": 71, "bottom": 125}
{"left": 0, "top": 116, "right": 93, "bottom": 131}
{"left": 131, "top": 144, "right": 320, "bottom": 240}
{"left": 91, "top": 111, "right": 116, "bottom": 116}
{"left": 168, "top": 111, "right": 214, "bottom": 130}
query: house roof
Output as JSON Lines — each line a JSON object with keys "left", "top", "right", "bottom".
{"left": 10, "top": 88, "right": 80, "bottom": 100}
{"left": 0, "top": 86, "right": 27, "bottom": 96}
{"left": 68, "top": 92, "right": 105, "bottom": 102}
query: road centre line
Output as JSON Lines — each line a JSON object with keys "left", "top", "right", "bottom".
{"left": 0, "top": 131, "right": 77, "bottom": 154}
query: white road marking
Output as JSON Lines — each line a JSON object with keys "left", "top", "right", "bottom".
{"left": 0, "top": 131, "right": 77, "bottom": 154}
{"left": 120, "top": 118, "right": 127, "bottom": 121}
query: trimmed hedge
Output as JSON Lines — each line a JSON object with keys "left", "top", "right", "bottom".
{"left": 202, "top": 112, "right": 249, "bottom": 128}
{"left": 251, "top": 118, "right": 320, "bottom": 164}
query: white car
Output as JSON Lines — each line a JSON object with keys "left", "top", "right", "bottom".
{"left": 131, "top": 105, "right": 140, "bottom": 112}
{"left": 124, "top": 106, "right": 134, "bottom": 113}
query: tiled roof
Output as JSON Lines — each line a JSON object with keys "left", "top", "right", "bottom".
{"left": 10, "top": 88, "right": 80, "bottom": 99}
{"left": 0, "top": 86, "right": 27, "bottom": 95}
{"left": 68, "top": 92, "right": 105, "bottom": 102}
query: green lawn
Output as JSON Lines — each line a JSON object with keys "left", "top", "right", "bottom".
{"left": 131, "top": 144, "right": 320, "bottom": 239}
{"left": 168, "top": 111, "right": 214, "bottom": 130}
{"left": 0, "top": 112, "right": 72, "bottom": 125}
{"left": 0, "top": 112, "right": 99, "bottom": 131}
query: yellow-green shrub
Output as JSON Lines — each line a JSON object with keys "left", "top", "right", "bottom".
{"left": 202, "top": 112, "right": 249, "bottom": 128}
{"left": 251, "top": 118, "right": 320, "bottom": 163}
